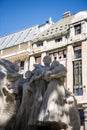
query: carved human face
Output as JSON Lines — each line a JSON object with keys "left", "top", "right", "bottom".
{"left": 43, "top": 55, "right": 51, "bottom": 66}
{"left": 51, "top": 60, "right": 59, "bottom": 69}
{"left": 0, "top": 61, "right": 20, "bottom": 128}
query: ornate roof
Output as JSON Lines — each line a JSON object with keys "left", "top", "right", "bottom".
{"left": 33, "top": 15, "right": 74, "bottom": 42}
{"left": 32, "top": 10, "right": 87, "bottom": 43}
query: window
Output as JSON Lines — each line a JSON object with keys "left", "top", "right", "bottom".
{"left": 74, "top": 46, "right": 81, "bottom": 59}
{"left": 58, "top": 51, "right": 63, "bottom": 59}
{"left": 58, "top": 50, "right": 67, "bottom": 59}
{"left": 63, "top": 50, "right": 67, "bottom": 58}
{"left": 74, "top": 49, "right": 81, "bottom": 59}
{"left": 78, "top": 109, "right": 84, "bottom": 126}
{"left": 55, "top": 37, "right": 62, "bottom": 42}
{"left": 53, "top": 52, "right": 58, "bottom": 60}
{"left": 20, "top": 61, "right": 24, "bottom": 69}
{"left": 73, "top": 60, "right": 82, "bottom": 95}
{"left": 74, "top": 24, "right": 81, "bottom": 35}
{"left": 37, "top": 42, "right": 43, "bottom": 47}
{"left": 48, "top": 49, "right": 67, "bottom": 61}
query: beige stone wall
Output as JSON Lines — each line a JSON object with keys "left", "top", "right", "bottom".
{"left": 20, "top": 43, "right": 28, "bottom": 50}
{"left": 29, "top": 56, "right": 35, "bottom": 70}
{"left": 2, "top": 46, "right": 18, "bottom": 55}
{"left": 82, "top": 40, "right": 87, "bottom": 95}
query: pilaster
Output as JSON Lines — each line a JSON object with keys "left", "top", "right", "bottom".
{"left": 29, "top": 56, "right": 35, "bottom": 71}
{"left": 41, "top": 52, "right": 46, "bottom": 65}
{"left": 67, "top": 45, "right": 74, "bottom": 92}
{"left": 82, "top": 41, "right": 87, "bottom": 95}
{"left": 24, "top": 57, "right": 29, "bottom": 73}
{"left": 83, "top": 104, "right": 87, "bottom": 130}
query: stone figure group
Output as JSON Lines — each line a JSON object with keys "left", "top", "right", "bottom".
{"left": 0, "top": 56, "right": 80, "bottom": 130}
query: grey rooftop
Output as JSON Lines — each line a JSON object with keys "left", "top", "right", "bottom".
{"left": 0, "top": 25, "right": 40, "bottom": 50}
{"left": 0, "top": 10, "right": 87, "bottom": 50}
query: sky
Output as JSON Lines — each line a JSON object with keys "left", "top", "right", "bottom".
{"left": 0, "top": 0, "right": 87, "bottom": 37}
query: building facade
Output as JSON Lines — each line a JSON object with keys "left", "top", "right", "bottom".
{"left": 0, "top": 10, "right": 87, "bottom": 129}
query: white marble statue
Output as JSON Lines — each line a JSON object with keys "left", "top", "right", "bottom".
{"left": 0, "top": 56, "right": 80, "bottom": 130}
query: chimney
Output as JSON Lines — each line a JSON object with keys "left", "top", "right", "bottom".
{"left": 46, "top": 17, "right": 53, "bottom": 25}
{"left": 63, "top": 11, "right": 71, "bottom": 18}
{"left": 48, "top": 17, "right": 53, "bottom": 24}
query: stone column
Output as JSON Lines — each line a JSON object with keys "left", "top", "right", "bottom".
{"left": 51, "top": 53, "right": 54, "bottom": 62}
{"left": 83, "top": 104, "right": 87, "bottom": 130}
{"left": 24, "top": 57, "right": 29, "bottom": 73}
{"left": 29, "top": 56, "right": 35, "bottom": 71}
{"left": 70, "top": 25, "right": 74, "bottom": 37}
{"left": 82, "top": 41, "right": 87, "bottom": 95}
{"left": 67, "top": 45, "right": 74, "bottom": 92}
{"left": 41, "top": 52, "right": 46, "bottom": 65}
{"left": 81, "top": 21, "right": 87, "bottom": 34}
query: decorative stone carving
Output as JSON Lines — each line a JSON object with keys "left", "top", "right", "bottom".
{"left": 0, "top": 59, "right": 22, "bottom": 130}
{"left": 0, "top": 56, "right": 80, "bottom": 130}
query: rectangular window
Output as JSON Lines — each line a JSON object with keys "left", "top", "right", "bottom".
{"left": 48, "top": 49, "right": 67, "bottom": 61}
{"left": 74, "top": 49, "right": 81, "bottom": 59}
{"left": 58, "top": 51, "right": 63, "bottom": 59}
{"left": 55, "top": 37, "right": 62, "bottom": 42}
{"left": 37, "top": 42, "right": 43, "bottom": 47}
{"left": 74, "top": 24, "right": 81, "bottom": 35}
{"left": 53, "top": 52, "right": 58, "bottom": 60}
{"left": 58, "top": 50, "right": 67, "bottom": 59}
{"left": 63, "top": 50, "right": 67, "bottom": 58}
{"left": 73, "top": 60, "right": 82, "bottom": 95}
{"left": 78, "top": 109, "right": 84, "bottom": 126}
{"left": 20, "top": 61, "right": 24, "bottom": 69}
{"left": 74, "top": 46, "right": 81, "bottom": 59}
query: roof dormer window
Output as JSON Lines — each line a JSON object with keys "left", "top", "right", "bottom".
{"left": 55, "top": 37, "right": 62, "bottom": 42}
{"left": 37, "top": 42, "right": 43, "bottom": 47}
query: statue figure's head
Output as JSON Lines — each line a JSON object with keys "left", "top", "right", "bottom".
{"left": 25, "top": 70, "right": 33, "bottom": 79}
{"left": 43, "top": 55, "right": 51, "bottom": 66}
{"left": 51, "top": 60, "right": 59, "bottom": 69}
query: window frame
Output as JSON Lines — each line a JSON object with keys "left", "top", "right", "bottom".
{"left": 74, "top": 46, "right": 81, "bottom": 59}
{"left": 55, "top": 37, "right": 62, "bottom": 42}
{"left": 20, "top": 61, "right": 25, "bottom": 69}
{"left": 74, "top": 24, "right": 81, "bottom": 35}
{"left": 73, "top": 60, "right": 82, "bottom": 96}
{"left": 37, "top": 42, "right": 43, "bottom": 47}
